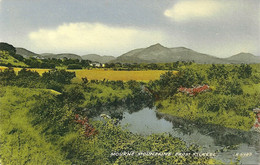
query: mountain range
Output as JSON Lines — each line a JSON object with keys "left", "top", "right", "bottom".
{"left": 81, "top": 54, "right": 116, "bottom": 63}
{"left": 16, "top": 44, "right": 260, "bottom": 64}
{"left": 16, "top": 48, "right": 114, "bottom": 63}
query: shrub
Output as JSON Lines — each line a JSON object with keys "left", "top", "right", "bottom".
{"left": 67, "top": 64, "right": 83, "bottom": 69}
{"left": 42, "top": 69, "right": 76, "bottom": 84}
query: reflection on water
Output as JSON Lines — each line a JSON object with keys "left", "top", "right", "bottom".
{"left": 120, "top": 107, "right": 260, "bottom": 164}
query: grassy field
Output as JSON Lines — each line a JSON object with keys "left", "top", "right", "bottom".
{"left": 0, "top": 66, "right": 171, "bottom": 82}
{"left": 0, "top": 51, "right": 28, "bottom": 67}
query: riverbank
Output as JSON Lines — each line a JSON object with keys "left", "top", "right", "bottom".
{"left": 0, "top": 86, "right": 220, "bottom": 164}
{"left": 155, "top": 92, "right": 257, "bottom": 131}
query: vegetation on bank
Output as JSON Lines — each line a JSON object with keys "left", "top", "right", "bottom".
{"left": 149, "top": 64, "right": 260, "bottom": 131}
{"left": 0, "top": 84, "right": 219, "bottom": 164}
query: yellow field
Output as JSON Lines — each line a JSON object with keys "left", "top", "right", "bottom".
{"left": 0, "top": 66, "right": 173, "bottom": 82}
{"left": 0, "top": 66, "right": 49, "bottom": 75}
{"left": 72, "top": 69, "right": 170, "bottom": 82}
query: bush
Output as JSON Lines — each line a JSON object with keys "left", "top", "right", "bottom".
{"left": 16, "top": 68, "right": 41, "bottom": 88}
{"left": 11, "top": 53, "right": 24, "bottom": 61}
{"left": 42, "top": 69, "right": 76, "bottom": 84}
{"left": 214, "top": 78, "right": 243, "bottom": 95}
{"left": 67, "top": 64, "right": 83, "bottom": 69}
{"left": 0, "top": 68, "right": 16, "bottom": 85}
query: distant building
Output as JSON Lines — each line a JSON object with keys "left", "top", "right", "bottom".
{"left": 34, "top": 56, "right": 45, "bottom": 59}
{"left": 90, "top": 62, "right": 104, "bottom": 67}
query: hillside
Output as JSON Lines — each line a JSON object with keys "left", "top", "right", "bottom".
{"left": 0, "top": 50, "right": 27, "bottom": 67}
{"left": 16, "top": 47, "right": 40, "bottom": 58}
{"left": 16, "top": 48, "right": 83, "bottom": 60}
{"left": 81, "top": 54, "right": 116, "bottom": 63}
{"left": 112, "top": 44, "right": 228, "bottom": 64}
{"left": 225, "top": 53, "right": 260, "bottom": 64}
{"left": 41, "top": 53, "right": 82, "bottom": 60}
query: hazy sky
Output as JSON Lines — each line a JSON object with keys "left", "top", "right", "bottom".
{"left": 0, "top": 0, "right": 259, "bottom": 57}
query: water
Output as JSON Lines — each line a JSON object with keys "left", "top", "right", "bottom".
{"left": 120, "top": 107, "right": 260, "bottom": 164}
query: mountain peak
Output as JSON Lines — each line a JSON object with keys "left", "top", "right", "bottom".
{"left": 236, "top": 52, "right": 254, "bottom": 56}
{"left": 146, "top": 43, "right": 168, "bottom": 51}
{"left": 149, "top": 43, "right": 164, "bottom": 48}
{"left": 225, "top": 52, "right": 260, "bottom": 63}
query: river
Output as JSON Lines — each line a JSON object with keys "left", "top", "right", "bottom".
{"left": 118, "top": 107, "right": 260, "bottom": 164}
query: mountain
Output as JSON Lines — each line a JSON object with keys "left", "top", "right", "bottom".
{"left": 112, "top": 43, "right": 228, "bottom": 64}
{"left": 41, "top": 53, "right": 82, "bottom": 60}
{"left": 224, "top": 53, "right": 260, "bottom": 64}
{"left": 81, "top": 54, "right": 116, "bottom": 63}
{"left": 16, "top": 48, "right": 40, "bottom": 58}
{"left": 15, "top": 45, "right": 260, "bottom": 64}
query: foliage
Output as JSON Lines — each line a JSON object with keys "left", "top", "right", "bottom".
{"left": 0, "top": 67, "right": 16, "bottom": 86}
{"left": 41, "top": 69, "right": 75, "bottom": 91}
{"left": 207, "top": 64, "right": 228, "bottom": 80}
{"left": 59, "top": 84, "right": 85, "bottom": 107}
{"left": 0, "top": 87, "right": 70, "bottom": 164}
{"left": 149, "top": 68, "right": 205, "bottom": 98}
{"left": 67, "top": 64, "right": 83, "bottom": 69}
{"left": 0, "top": 42, "right": 16, "bottom": 56}
{"left": 15, "top": 68, "right": 42, "bottom": 88}
{"left": 214, "top": 77, "right": 243, "bottom": 95}
{"left": 0, "top": 51, "right": 28, "bottom": 67}
{"left": 0, "top": 86, "right": 218, "bottom": 164}
{"left": 154, "top": 64, "right": 260, "bottom": 130}
{"left": 237, "top": 64, "right": 252, "bottom": 79}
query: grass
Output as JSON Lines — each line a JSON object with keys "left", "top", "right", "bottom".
{"left": 0, "top": 51, "right": 28, "bottom": 67}
{"left": 0, "top": 66, "right": 172, "bottom": 82}
{"left": 78, "top": 83, "right": 133, "bottom": 107}
{"left": 157, "top": 96, "right": 255, "bottom": 131}
{"left": 242, "top": 83, "right": 260, "bottom": 94}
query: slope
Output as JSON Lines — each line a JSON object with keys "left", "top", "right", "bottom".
{"left": 0, "top": 50, "right": 28, "bottom": 67}
{"left": 81, "top": 54, "right": 116, "bottom": 63}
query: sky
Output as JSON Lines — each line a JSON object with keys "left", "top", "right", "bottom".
{"left": 0, "top": 0, "right": 259, "bottom": 57}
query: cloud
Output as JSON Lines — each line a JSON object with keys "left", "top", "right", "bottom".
{"left": 164, "top": 0, "right": 226, "bottom": 22}
{"left": 28, "top": 22, "right": 166, "bottom": 55}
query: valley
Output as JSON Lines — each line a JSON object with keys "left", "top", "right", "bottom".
{"left": 0, "top": 42, "right": 260, "bottom": 164}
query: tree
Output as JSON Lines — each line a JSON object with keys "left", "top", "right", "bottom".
{"left": 237, "top": 64, "right": 252, "bottom": 79}
{"left": 67, "top": 64, "right": 82, "bottom": 69}
{"left": 177, "top": 68, "right": 199, "bottom": 87}
{"left": 11, "top": 54, "right": 24, "bottom": 61}
{"left": 214, "top": 78, "right": 243, "bottom": 95}
{"left": 16, "top": 68, "right": 41, "bottom": 87}
{"left": 207, "top": 64, "right": 228, "bottom": 80}
{"left": 59, "top": 85, "right": 85, "bottom": 106}
{"left": 0, "top": 42, "right": 16, "bottom": 56}
{"left": 0, "top": 68, "right": 16, "bottom": 85}
{"left": 42, "top": 70, "right": 76, "bottom": 84}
